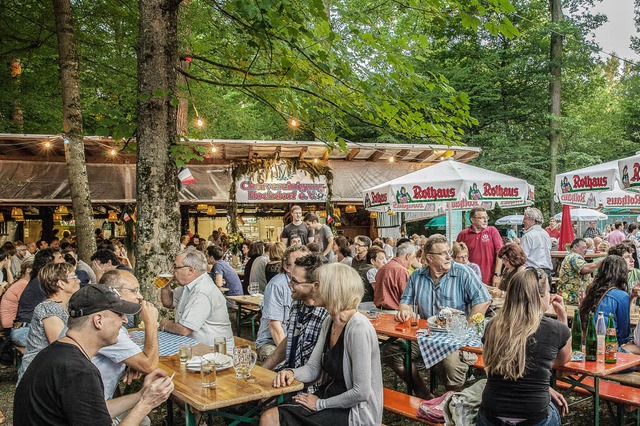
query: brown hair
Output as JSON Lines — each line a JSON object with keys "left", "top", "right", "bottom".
{"left": 498, "top": 243, "right": 526, "bottom": 268}
{"left": 39, "top": 262, "right": 75, "bottom": 297}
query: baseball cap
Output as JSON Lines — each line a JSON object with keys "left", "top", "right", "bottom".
{"left": 68, "top": 284, "right": 142, "bottom": 318}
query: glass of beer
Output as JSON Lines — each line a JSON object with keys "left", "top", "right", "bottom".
{"left": 154, "top": 272, "right": 173, "bottom": 289}
{"left": 201, "top": 359, "right": 216, "bottom": 388}
{"left": 233, "top": 345, "right": 257, "bottom": 379}
{"left": 179, "top": 344, "right": 192, "bottom": 364}
{"left": 214, "top": 337, "right": 227, "bottom": 355}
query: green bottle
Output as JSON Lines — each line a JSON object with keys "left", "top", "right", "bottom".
{"left": 586, "top": 312, "right": 598, "bottom": 361}
{"left": 605, "top": 313, "right": 618, "bottom": 364}
{"left": 571, "top": 309, "right": 583, "bottom": 354}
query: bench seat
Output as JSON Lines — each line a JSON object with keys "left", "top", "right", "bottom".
{"left": 556, "top": 375, "right": 640, "bottom": 407}
{"left": 383, "top": 387, "right": 444, "bottom": 426}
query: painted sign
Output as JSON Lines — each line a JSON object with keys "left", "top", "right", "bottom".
{"left": 620, "top": 158, "right": 640, "bottom": 192}
{"left": 604, "top": 193, "right": 640, "bottom": 208}
{"left": 558, "top": 174, "right": 612, "bottom": 194}
{"left": 236, "top": 167, "right": 327, "bottom": 203}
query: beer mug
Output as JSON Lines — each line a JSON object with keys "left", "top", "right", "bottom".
{"left": 233, "top": 345, "right": 257, "bottom": 379}
{"left": 153, "top": 272, "right": 173, "bottom": 289}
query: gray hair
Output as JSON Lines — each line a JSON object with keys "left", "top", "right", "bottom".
{"left": 424, "top": 234, "right": 449, "bottom": 254}
{"left": 177, "top": 248, "right": 208, "bottom": 272}
{"left": 99, "top": 269, "right": 135, "bottom": 289}
{"left": 355, "top": 235, "right": 372, "bottom": 248}
{"left": 524, "top": 207, "right": 544, "bottom": 224}
{"left": 396, "top": 242, "right": 417, "bottom": 257}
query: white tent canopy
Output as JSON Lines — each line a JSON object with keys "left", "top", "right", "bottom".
{"left": 600, "top": 181, "right": 640, "bottom": 209}
{"left": 362, "top": 160, "right": 532, "bottom": 213}
{"left": 553, "top": 208, "right": 607, "bottom": 222}
{"left": 495, "top": 215, "right": 524, "bottom": 225}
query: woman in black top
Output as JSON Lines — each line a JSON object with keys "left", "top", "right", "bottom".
{"left": 479, "top": 268, "right": 572, "bottom": 426}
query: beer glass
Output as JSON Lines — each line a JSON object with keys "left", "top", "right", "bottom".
{"left": 201, "top": 359, "right": 216, "bottom": 388}
{"left": 179, "top": 344, "right": 192, "bottom": 364}
{"left": 233, "top": 345, "right": 257, "bottom": 379}
{"left": 214, "top": 337, "right": 227, "bottom": 355}
{"left": 153, "top": 272, "right": 173, "bottom": 289}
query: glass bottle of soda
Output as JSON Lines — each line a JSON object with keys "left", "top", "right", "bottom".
{"left": 571, "top": 309, "right": 583, "bottom": 356}
{"left": 605, "top": 313, "right": 618, "bottom": 364}
{"left": 585, "top": 312, "right": 598, "bottom": 361}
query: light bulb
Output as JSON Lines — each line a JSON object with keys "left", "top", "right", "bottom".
{"left": 211, "top": 146, "right": 217, "bottom": 153}
{"left": 288, "top": 118, "right": 299, "bottom": 128}
{"left": 388, "top": 156, "right": 395, "bottom": 163}
{"left": 110, "top": 149, "right": 117, "bottom": 156}
{"left": 196, "top": 117, "right": 204, "bottom": 128}
{"left": 44, "top": 141, "right": 52, "bottom": 149}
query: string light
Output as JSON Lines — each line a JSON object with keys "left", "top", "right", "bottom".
{"left": 211, "top": 146, "right": 217, "bottom": 153}
{"left": 388, "top": 156, "right": 395, "bottom": 163}
{"left": 288, "top": 118, "right": 299, "bottom": 128}
{"left": 44, "top": 141, "right": 52, "bottom": 149}
{"left": 313, "top": 158, "right": 319, "bottom": 163}
{"left": 196, "top": 117, "right": 204, "bottom": 128}
{"left": 110, "top": 149, "right": 117, "bottom": 156}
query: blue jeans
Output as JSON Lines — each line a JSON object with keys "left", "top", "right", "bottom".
{"left": 10, "top": 327, "right": 29, "bottom": 346}
{"left": 477, "top": 402, "right": 561, "bottom": 426}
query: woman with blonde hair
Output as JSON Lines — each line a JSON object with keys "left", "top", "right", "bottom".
{"left": 452, "top": 242, "right": 481, "bottom": 278}
{"left": 261, "top": 263, "right": 383, "bottom": 426}
{"left": 478, "top": 269, "right": 571, "bottom": 426}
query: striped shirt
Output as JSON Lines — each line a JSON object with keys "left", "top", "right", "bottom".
{"left": 400, "top": 262, "right": 491, "bottom": 319}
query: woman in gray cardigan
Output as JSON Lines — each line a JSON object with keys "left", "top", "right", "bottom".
{"left": 260, "top": 263, "right": 383, "bottom": 426}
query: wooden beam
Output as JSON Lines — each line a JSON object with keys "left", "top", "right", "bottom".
{"left": 322, "top": 149, "right": 330, "bottom": 161}
{"left": 247, "top": 146, "right": 254, "bottom": 160}
{"left": 345, "top": 148, "right": 360, "bottom": 161}
{"left": 367, "top": 150, "right": 384, "bottom": 162}
{"left": 298, "top": 146, "right": 308, "bottom": 160}
{"left": 394, "top": 149, "right": 410, "bottom": 161}
{"left": 457, "top": 150, "right": 480, "bottom": 162}
{"left": 414, "top": 149, "right": 434, "bottom": 161}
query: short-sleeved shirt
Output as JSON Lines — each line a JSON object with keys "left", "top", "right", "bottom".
{"left": 255, "top": 273, "right": 291, "bottom": 348}
{"left": 15, "top": 277, "right": 45, "bottom": 324}
{"left": 607, "top": 230, "right": 626, "bottom": 245}
{"left": 481, "top": 317, "right": 571, "bottom": 421}
{"left": 0, "top": 277, "right": 29, "bottom": 329}
{"left": 281, "top": 222, "right": 310, "bottom": 245}
{"left": 18, "top": 300, "right": 68, "bottom": 382}
{"left": 456, "top": 226, "right": 503, "bottom": 284}
{"left": 173, "top": 273, "right": 234, "bottom": 347}
{"left": 14, "top": 341, "right": 112, "bottom": 426}
{"left": 93, "top": 326, "right": 143, "bottom": 399}
{"left": 314, "top": 224, "right": 333, "bottom": 252}
{"left": 597, "top": 288, "right": 632, "bottom": 346}
{"left": 374, "top": 258, "right": 409, "bottom": 310}
{"left": 628, "top": 269, "right": 640, "bottom": 293}
{"left": 210, "top": 260, "right": 243, "bottom": 296}
{"left": 249, "top": 255, "right": 269, "bottom": 292}
{"left": 400, "top": 262, "right": 491, "bottom": 319}
{"left": 557, "top": 252, "right": 589, "bottom": 304}
{"left": 521, "top": 224, "right": 553, "bottom": 270}
{"left": 545, "top": 227, "right": 561, "bottom": 239}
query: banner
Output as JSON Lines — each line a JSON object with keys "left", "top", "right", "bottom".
{"left": 619, "top": 155, "right": 640, "bottom": 193}
{"left": 236, "top": 167, "right": 327, "bottom": 203}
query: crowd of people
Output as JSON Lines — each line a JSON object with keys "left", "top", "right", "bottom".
{"left": 3, "top": 204, "right": 640, "bottom": 425}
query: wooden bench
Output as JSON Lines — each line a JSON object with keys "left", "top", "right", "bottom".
{"left": 383, "top": 387, "right": 444, "bottom": 426}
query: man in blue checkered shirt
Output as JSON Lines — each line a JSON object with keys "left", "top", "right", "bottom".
{"left": 262, "top": 253, "right": 328, "bottom": 394}
{"left": 396, "top": 234, "right": 491, "bottom": 393}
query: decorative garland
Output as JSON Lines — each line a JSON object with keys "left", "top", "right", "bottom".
{"left": 229, "top": 157, "right": 334, "bottom": 234}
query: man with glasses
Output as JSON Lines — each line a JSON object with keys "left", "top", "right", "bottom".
{"left": 521, "top": 207, "right": 553, "bottom": 285}
{"left": 456, "top": 206, "right": 503, "bottom": 286}
{"left": 10, "top": 244, "right": 29, "bottom": 278}
{"left": 94, "top": 271, "right": 158, "bottom": 403}
{"left": 351, "top": 235, "right": 372, "bottom": 271}
{"left": 255, "top": 245, "right": 310, "bottom": 362}
{"left": 262, "top": 253, "right": 328, "bottom": 394}
{"left": 160, "top": 249, "right": 233, "bottom": 348}
{"left": 396, "top": 234, "right": 491, "bottom": 393}
{"left": 557, "top": 238, "right": 603, "bottom": 304}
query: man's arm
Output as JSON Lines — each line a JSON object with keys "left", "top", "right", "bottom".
{"left": 469, "top": 301, "right": 491, "bottom": 317}
{"left": 492, "top": 257, "right": 503, "bottom": 287}
{"left": 124, "top": 301, "right": 159, "bottom": 373}
{"left": 109, "top": 370, "right": 173, "bottom": 426}
{"left": 580, "top": 258, "right": 603, "bottom": 275}
{"left": 159, "top": 318, "right": 193, "bottom": 336}
{"left": 268, "top": 320, "right": 286, "bottom": 346}
{"left": 262, "top": 337, "right": 287, "bottom": 370}
{"left": 322, "top": 235, "right": 334, "bottom": 257}
{"left": 160, "top": 283, "right": 174, "bottom": 308}
{"left": 214, "top": 273, "right": 224, "bottom": 288}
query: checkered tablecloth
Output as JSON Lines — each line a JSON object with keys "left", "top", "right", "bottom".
{"left": 129, "top": 330, "right": 198, "bottom": 356}
{"left": 417, "top": 328, "right": 482, "bottom": 369}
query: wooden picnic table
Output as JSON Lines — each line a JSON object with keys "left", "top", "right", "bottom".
{"left": 226, "top": 294, "right": 264, "bottom": 338}
{"left": 553, "top": 352, "right": 640, "bottom": 426}
{"left": 551, "top": 250, "right": 604, "bottom": 260}
{"left": 158, "top": 340, "right": 302, "bottom": 426}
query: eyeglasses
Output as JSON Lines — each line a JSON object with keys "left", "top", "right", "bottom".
{"left": 428, "top": 251, "right": 453, "bottom": 257}
{"left": 120, "top": 287, "right": 141, "bottom": 294}
{"left": 66, "top": 275, "right": 79, "bottom": 281}
{"left": 472, "top": 216, "right": 488, "bottom": 221}
{"left": 172, "top": 265, "right": 191, "bottom": 271}
{"left": 290, "top": 278, "right": 315, "bottom": 286}
{"left": 355, "top": 242, "right": 368, "bottom": 247}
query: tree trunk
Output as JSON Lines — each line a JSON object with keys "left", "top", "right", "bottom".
{"left": 52, "top": 0, "right": 97, "bottom": 263}
{"left": 548, "top": 0, "right": 563, "bottom": 214}
{"left": 9, "top": 59, "right": 24, "bottom": 133}
{"left": 136, "top": 0, "right": 182, "bottom": 301}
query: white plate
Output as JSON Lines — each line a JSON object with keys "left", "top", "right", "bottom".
{"left": 427, "top": 309, "right": 464, "bottom": 332}
{"left": 186, "top": 352, "right": 233, "bottom": 372}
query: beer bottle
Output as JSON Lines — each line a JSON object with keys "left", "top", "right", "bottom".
{"left": 586, "top": 312, "right": 598, "bottom": 361}
{"left": 571, "top": 309, "right": 583, "bottom": 355}
{"left": 605, "top": 313, "right": 618, "bottom": 364}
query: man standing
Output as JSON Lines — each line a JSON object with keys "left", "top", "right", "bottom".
{"left": 374, "top": 242, "right": 417, "bottom": 310}
{"left": 545, "top": 218, "right": 561, "bottom": 239}
{"left": 397, "top": 234, "right": 491, "bottom": 393}
{"left": 94, "top": 271, "right": 159, "bottom": 401}
{"left": 520, "top": 207, "right": 553, "bottom": 282}
{"left": 583, "top": 221, "right": 601, "bottom": 239}
{"left": 255, "top": 245, "right": 309, "bottom": 362}
{"left": 607, "top": 222, "right": 626, "bottom": 245}
{"left": 14, "top": 285, "right": 173, "bottom": 425}
{"left": 350, "top": 235, "right": 372, "bottom": 271}
{"left": 303, "top": 212, "right": 334, "bottom": 259}
{"left": 456, "top": 207, "right": 503, "bottom": 286}
{"left": 160, "top": 249, "right": 234, "bottom": 348}
{"left": 557, "top": 238, "right": 603, "bottom": 304}
{"left": 262, "top": 253, "right": 328, "bottom": 393}
{"left": 206, "top": 245, "right": 243, "bottom": 297}
{"left": 281, "top": 205, "right": 310, "bottom": 246}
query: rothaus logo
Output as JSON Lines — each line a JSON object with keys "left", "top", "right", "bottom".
{"left": 412, "top": 186, "right": 456, "bottom": 201}
{"left": 573, "top": 175, "right": 608, "bottom": 190}
{"left": 371, "top": 192, "right": 387, "bottom": 204}
{"left": 482, "top": 183, "right": 519, "bottom": 198}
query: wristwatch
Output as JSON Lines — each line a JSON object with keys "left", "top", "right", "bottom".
{"left": 494, "top": 272, "right": 502, "bottom": 277}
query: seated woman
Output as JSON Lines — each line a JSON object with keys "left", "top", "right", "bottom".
{"left": 497, "top": 242, "right": 527, "bottom": 293}
{"left": 17, "top": 262, "right": 80, "bottom": 382}
{"left": 260, "top": 263, "right": 383, "bottom": 426}
{"left": 452, "top": 242, "right": 482, "bottom": 279}
{"left": 332, "top": 236, "right": 352, "bottom": 266}
{"left": 0, "top": 257, "right": 34, "bottom": 331}
{"left": 479, "top": 268, "right": 571, "bottom": 426}
{"left": 265, "top": 242, "right": 285, "bottom": 286}
{"left": 580, "top": 255, "right": 639, "bottom": 347}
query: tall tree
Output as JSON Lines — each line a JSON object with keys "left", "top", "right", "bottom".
{"left": 51, "top": 0, "right": 96, "bottom": 262}
{"left": 548, "top": 0, "right": 563, "bottom": 214}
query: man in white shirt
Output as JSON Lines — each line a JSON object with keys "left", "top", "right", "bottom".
{"left": 521, "top": 207, "right": 553, "bottom": 282}
{"left": 160, "top": 249, "right": 233, "bottom": 348}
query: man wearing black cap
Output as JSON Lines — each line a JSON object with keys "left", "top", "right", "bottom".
{"left": 14, "top": 285, "right": 174, "bottom": 426}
